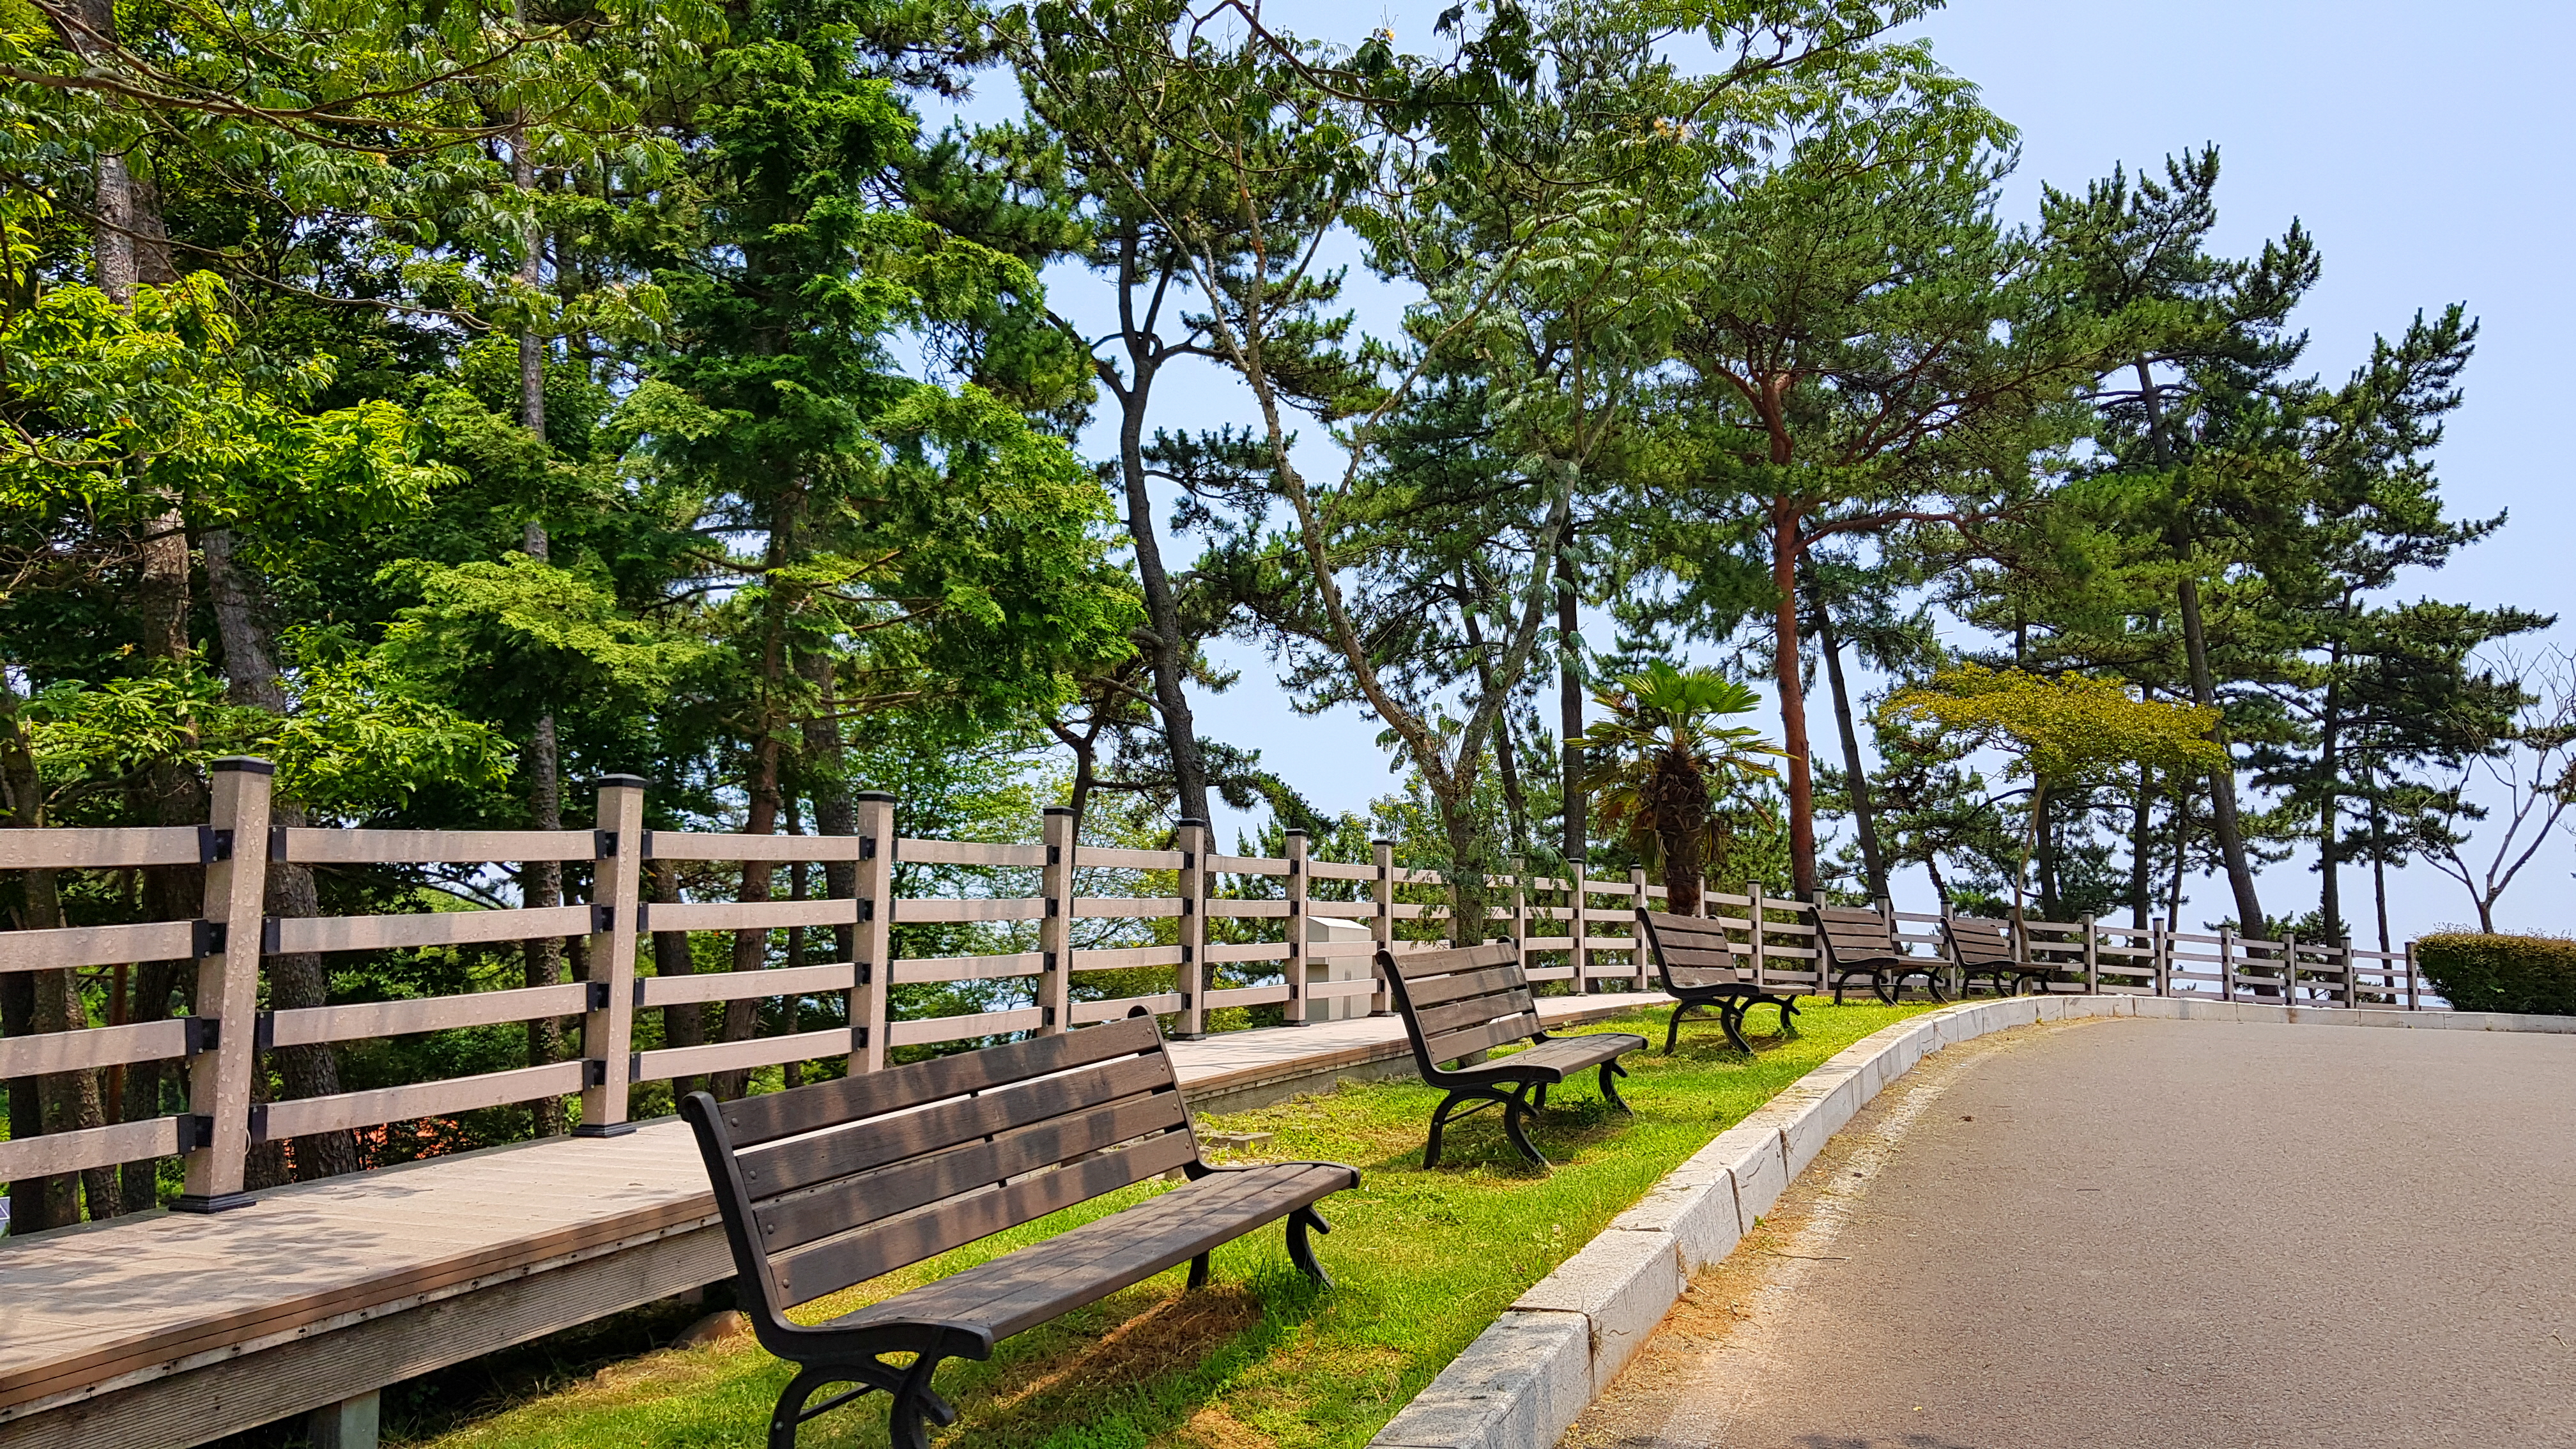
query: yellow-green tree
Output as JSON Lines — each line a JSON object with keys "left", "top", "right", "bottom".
{"left": 1881, "top": 666, "right": 2225, "bottom": 921}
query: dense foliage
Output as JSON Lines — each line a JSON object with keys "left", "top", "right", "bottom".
{"left": 2413, "top": 933, "right": 2576, "bottom": 1018}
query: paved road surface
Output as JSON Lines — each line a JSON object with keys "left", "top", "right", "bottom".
{"left": 1566, "top": 1016, "right": 2576, "bottom": 1448}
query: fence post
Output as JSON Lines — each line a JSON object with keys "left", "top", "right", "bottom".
{"left": 576, "top": 775, "right": 646, "bottom": 1137}
{"left": 1371, "top": 839, "right": 1396, "bottom": 1016}
{"left": 1282, "top": 829, "right": 1308, "bottom": 1025}
{"left": 849, "top": 792, "right": 894, "bottom": 1071}
{"left": 2082, "top": 914, "right": 2098, "bottom": 995}
{"left": 2280, "top": 931, "right": 2297, "bottom": 1003}
{"left": 2218, "top": 925, "right": 2235, "bottom": 1002}
{"left": 1175, "top": 818, "right": 1209, "bottom": 1039}
{"left": 2339, "top": 937, "right": 2357, "bottom": 1009}
{"left": 1747, "top": 882, "right": 1768, "bottom": 991}
{"left": 2152, "top": 917, "right": 2169, "bottom": 997}
{"left": 175, "top": 757, "right": 272, "bottom": 1212}
{"left": 1039, "top": 807, "right": 1075, "bottom": 1036}
{"left": 2404, "top": 939, "right": 2420, "bottom": 1011}
{"left": 1567, "top": 862, "right": 1590, "bottom": 990}
{"left": 1629, "top": 864, "right": 1652, "bottom": 992}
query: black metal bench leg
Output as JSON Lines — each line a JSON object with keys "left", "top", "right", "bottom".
{"left": 770, "top": 1358, "right": 936, "bottom": 1449}
{"left": 1424, "top": 1089, "right": 1482, "bottom": 1169}
{"left": 1598, "top": 1059, "right": 1631, "bottom": 1112}
{"left": 1532, "top": 1081, "right": 1549, "bottom": 1111}
{"left": 1501, "top": 1085, "right": 1549, "bottom": 1169}
{"left": 1924, "top": 970, "right": 1947, "bottom": 1004}
{"left": 1834, "top": 970, "right": 1851, "bottom": 1005}
{"left": 1287, "top": 1205, "right": 1334, "bottom": 1287}
{"left": 1872, "top": 970, "right": 1897, "bottom": 1006}
{"left": 1664, "top": 1000, "right": 1695, "bottom": 1054}
{"left": 886, "top": 1353, "right": 957, "bottom": 1449}
{"left": 1187, "top": 1251, "right": 1211, "bottom": 1289}
{"left": 1717, "top": 998, "right": 1752, "bottom": 1054}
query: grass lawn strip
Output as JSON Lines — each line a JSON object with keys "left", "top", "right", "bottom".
{"left": 417, "top": 1000, "right": 1935, "bottom": 1449}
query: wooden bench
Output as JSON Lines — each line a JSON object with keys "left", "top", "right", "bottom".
{"left": 1814, "top": 904, "right": 1946, "bottom": 1005}
{"left": 1634, "top": 908, "right": 1802, "bottom": 1054}
{"left": 680, "top": 1014, "right": 1357, "bottom": 1449}
{"left": 1944, "top": 914, "right": 2050, "bottom": 997}
{"left": 1376, "top": 941, "right": 1645, "bottom": 1169}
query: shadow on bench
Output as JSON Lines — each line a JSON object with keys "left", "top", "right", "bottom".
{"left": 682, "top": 1013, "right": 1357, "bottom": 1449}
{"left": 1377, "top": 941, "right": 1646, "bottom": 1170}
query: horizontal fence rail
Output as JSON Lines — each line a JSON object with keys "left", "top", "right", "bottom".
{"left": 0, "top": 761, "right": 2433, "bottom": 1216}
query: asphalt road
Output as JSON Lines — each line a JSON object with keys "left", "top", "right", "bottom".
{"left": 1564, "top": 1016, "right": 2576, "bottom": 1449}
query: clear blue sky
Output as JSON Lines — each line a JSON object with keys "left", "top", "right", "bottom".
{"left": 942, "top": 1, "right": 2576, "bottom": 940}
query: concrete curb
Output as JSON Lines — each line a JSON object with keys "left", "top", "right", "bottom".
{"left": 1366, "top": 995, "right": 2575, "bottom": 1449}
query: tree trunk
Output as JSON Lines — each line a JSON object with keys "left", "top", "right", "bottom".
{"left": 1, "top": 714, "right": 111, "bottom": 1221}
{"left": 2129, "top": 764, "right": 2154, "bottom": 930}
{"left": 2366, "top": 776, "right": 2391, "bottom": 953}
{"left": 2035, "top": 787, "right": 2060, "bottom": 922}
{"left": 797, "top": 647, "right": 857, "bottom": 1019}
{"left": 3, "top": 680, "right": 70, "bottom": 1229}
{"left": 2317, "top": 638, "right": 2345, "bottom": 939}
{"left": 1459, "top": 588, "right": 1527, "bottom": 849}
{"left": 1556, "top": 532, "right": 1585, "bottom": 870}
{"left": 203, "top": 532, "right": 360, "bottom": 1178}
{"left": 77, "top": 0, "right": 196, "bottom": 1213}
{"left": 0, "top": 973, "right": 45, "bottom": 1232}
{"left": 509, "top": 99, "right": 569, "bottom": 1137}
{"left": 2136, "top": 359, "right": 2264, "bottom": 931}
{"left": 1108, "top": 241, "right": 1211, "bottom": 827}
{"left": 1769, "top": 500, "right": 1816, "bottom": 898}
{"left": 2174, "top": 572, "right": 2266, "bottom": 931}
{"left": 713, "top": 496, "right": 798, "bottom": 1099}
{"left": 1650, "top": 755, "right": 1710, "bottom": 916}
{"left": 1816, "top": 608, "right": 1886, "bottom": 901}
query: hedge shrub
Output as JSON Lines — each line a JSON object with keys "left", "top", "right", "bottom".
{"left": 2414, "top": 932, "right": 2576, "bottom": 1016}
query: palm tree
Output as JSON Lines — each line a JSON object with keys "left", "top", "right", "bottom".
{"left": 1581, "top": 663, "right": 1789, "bottom": 914}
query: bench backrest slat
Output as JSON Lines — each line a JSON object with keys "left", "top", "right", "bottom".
{"left": 751, "top": 1085, "right": 1184, "bottom": 1257}
{"left": 739, "top": 1052, "right": 1170, "bottom": 1199}
{"left": 710, "top": 1016, "right": 1164, "bottom": 1148}
{"left": 769, "top": 1130, "right": 1199, "bottom": 1305}
{"left": 1814, "top": 905, "right": 1899, "bottom": 962}
{"left": 1381, "top": 940, "right": 1545, "bottom": 1071}
{"left": 1944, "top": 916, "right": 2016, "bottom": 967}
{"left": 686, "top": 1014, "right": 1196, "bottom": 1315}
{"left": 1637, "top": 910, "right": 1747, "bottom": 991}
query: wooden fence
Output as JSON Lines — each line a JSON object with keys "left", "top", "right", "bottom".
{"left": 0, "top": 761, "right": 2430, "bottom": 1211}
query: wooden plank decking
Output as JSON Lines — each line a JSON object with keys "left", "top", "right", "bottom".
{"left": 0, "top": 993, "right": 1668, "bottom": 1449}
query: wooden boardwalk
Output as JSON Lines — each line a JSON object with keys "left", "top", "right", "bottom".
{"left": 0, "top": 993, "right": 1666, "bottom": 1449}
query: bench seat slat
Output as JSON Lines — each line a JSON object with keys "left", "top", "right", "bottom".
{"left": 718, "top": 1015, "right": 1161, "bottom": 1148}
{"left": 836, "top": 1163, "right": 1353, "bottom": 1344}
{"left": 770, "top": 1130, "right": 1199, "bottom": 1301}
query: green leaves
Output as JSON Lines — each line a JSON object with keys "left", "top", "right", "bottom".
{"left": 0, "top": 273, "right": 443, "bottom": 542}
{"left": 1881, "top": 664, "right": 2223, "bottom": 789}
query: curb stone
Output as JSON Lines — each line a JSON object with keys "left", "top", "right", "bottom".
{"left": 1365, "top": 993, "right": 2574, "bottom": 1449}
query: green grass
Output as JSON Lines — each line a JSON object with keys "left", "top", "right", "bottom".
{"left": 417, "top": 1000, "right": 1933, "bottom": 1449}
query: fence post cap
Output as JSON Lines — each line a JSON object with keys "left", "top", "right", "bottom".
{"left": 1174, "top": 816, "right": 1208, "bottom": 829}
{"left": 211, "top": 756, "right": 274, "bottom": 775}
{"left": 593, "top": 773, "right": 651, "bottom": 789}
{"left": 852, "top": 790, "right": 896, "bottom": 802}
{"left": 1041, "top": 805, "right": 1077, "bottom": 817}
